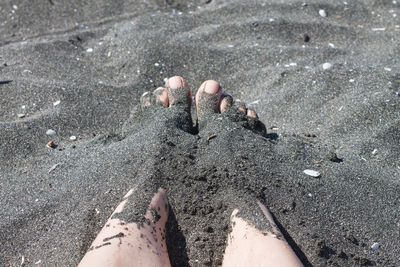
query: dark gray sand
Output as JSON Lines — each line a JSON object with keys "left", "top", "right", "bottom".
{"left": 1, "top": 0, "right": 399, "bottom": 266}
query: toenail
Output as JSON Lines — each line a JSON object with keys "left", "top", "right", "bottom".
{"left": 166, "top": 76, "right": 184, "bottom": 89}
{"left": 203, "top": 80, "right": 221, "bottom": 94}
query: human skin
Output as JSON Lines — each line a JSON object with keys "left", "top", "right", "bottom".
{"left": 78, "top": 188, "right": 171, "bottom": 267}
{"left": 222, "top": 203, "right": 303, "bottom": 267}
{"left": 78, "top": 76, "right": 303, "bottom": 267}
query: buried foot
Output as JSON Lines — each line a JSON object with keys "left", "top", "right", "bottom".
{"left": 195, "top": 79, "right": 265, "bottom": 134}
{"left": 195, "top": 79, "right": 258, "bottom": 120}
{"left": 140, "top": 76, "right": 192, "bottom": 112}
{"left": 136, "top": 76, "right": 194, "bottom": 134}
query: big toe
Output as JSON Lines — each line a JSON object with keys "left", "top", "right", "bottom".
{"left": 165, "top": 76, "right": 192, "bottom": 111}
{"left": 195, "top": 80, "right": 223, "bottom": 122}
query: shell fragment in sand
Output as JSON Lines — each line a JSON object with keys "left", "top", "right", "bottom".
{"left": 371, "top": 242, "right": 380, "bottom": 250}
{"left": 48, "top": 163, "right": 60, "bottom": 173}
{"left": 319, "top": 9, "right": 327, "bottom": 17}
{"left": 46, "top": 129, "right": 57, "bottom": 136}
{"left": 303, "top": 169, "right": 321, "bottom": 177}
{"left": 322, "top": 62, "right": 332, "bottom": 70}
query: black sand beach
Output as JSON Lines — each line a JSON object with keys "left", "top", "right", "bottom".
{"left": 1, "top": 0, "right": 399, "bottom": 266}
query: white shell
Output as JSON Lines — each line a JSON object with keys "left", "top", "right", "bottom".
{"left": 69, "top": 135, "right": 77, "bottom": 141}
{"left": 46, "top": 129, "right": 57, "bottom": 136}
{"left": 53, "top": 100, "right": 61, "bottom": 106}
{"left": 303, "top": 169, "right": 321, "bottom": 177}
{"left": 371, "top": 242, "right": 380, "bottom": 250}
{"left": 319, "top": 9, "right": 327, "bottom": 17}
{"left": 322, "top": 62, "right": 332, "bottom": 70}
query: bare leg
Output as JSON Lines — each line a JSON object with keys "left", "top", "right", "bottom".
{"left": 78, "top": 188, "right": 171, "bottom": 267}
{"left": 222, "top": 201, "right": 303, "bottom": 267}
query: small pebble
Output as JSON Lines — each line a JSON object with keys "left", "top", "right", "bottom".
{"left": 349, "top": 79, "right": 355, "bottom": 83}
{"left": 53, "top": 100, "right": 61, "bottom": 106}
{"left": 371, "top": 242, "right": 380, "bottom": 250}
{"left": 17, "top": 113, "right": 25, "bottom": 118}
{"left": 154, "top": 62, "right": 160, "bottom": 67}
{"left": 46, "top": 139, "right": 56, "bottom": 149}
{"left": 304, "top": 169, "right": 321, "bottom": 177}
{"left": 69, "top": 135, "right": 77, "bottom": 141}
{"left": 302, "top": 33, "right": 310, "bottom": 42}
{"left": 329, "top": 152, "right": 343, "bottom": 163}
{"left": 384, "top": 67, "right": 392, "bottom": 71}
{"left": 46, "top": 129, "right": 57, "bottom": 136}
{"left": 371, "top": 149, "right": 378, "bottom": 155}
{"left": 86, "top": 48, "right": 93, "bottom": 53}
{"left": 13, "top": 5, "right": 18, "bottom": 10}
{"left": 319, "top": 9, "right": 327, "bottom": 17}
{"left": 322, "top": 62, "right": 332, "bottom": 70}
